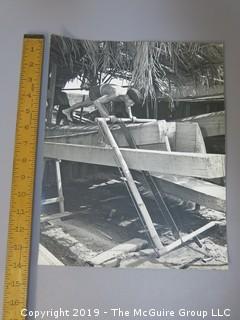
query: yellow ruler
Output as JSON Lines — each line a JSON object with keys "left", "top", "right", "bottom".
{"left": 2, "top": 35, "right": 44, "bottom": 320}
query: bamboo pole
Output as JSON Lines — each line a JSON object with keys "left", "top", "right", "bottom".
{"left": 97, "top": 118, "right": 165, "bottom": 252}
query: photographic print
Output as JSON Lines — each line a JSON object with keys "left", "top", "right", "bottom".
{"left": 38, "top": 35, "right": 227, "bottom": 269}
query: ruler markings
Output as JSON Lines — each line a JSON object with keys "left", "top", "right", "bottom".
{"left": 2, "top": 35, "right": 44, "bottom": 320}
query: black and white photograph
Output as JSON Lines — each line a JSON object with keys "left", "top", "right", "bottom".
{"left": 38, "top": 35, "right": 227, "bottom": 269}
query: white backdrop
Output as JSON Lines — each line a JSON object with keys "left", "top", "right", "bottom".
{"left": 0, "top": 1, "right": 240, "bottom": 318}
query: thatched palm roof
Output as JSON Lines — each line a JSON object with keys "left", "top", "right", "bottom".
{"left": 50, "top": 35, "right": 224, "bottom": 101}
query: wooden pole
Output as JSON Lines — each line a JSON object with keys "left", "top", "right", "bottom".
{"left": 47, "top": 63, "right": 57, "bottom": 125}
{"left": 97, "top": 118, "right": 165, "bottom": 252}
{"left": 55, "top": 160, "right": 65, "bottom": 213}
{"left": 160, "top": 221, "right": 218, "bottom": 257}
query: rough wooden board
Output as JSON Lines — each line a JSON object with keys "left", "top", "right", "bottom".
{"left": 38, "top": 244, "right": 64, "bottom": 266}
{"left": 46, "top": 121, "right": 161, "bottom": 147}
{"left": 40, "top": 211, "right": 76, "bottom": 223}
{"left": 42, "top": 197, "right": 60, "bottom": 205}
{"left": 46, "top": 120, "right": 204, "bottom": 153}
{"left": 88, "top": 238, "right": 148, "bottom": 265}
{"left": 178, "top": 111, "right": 225, "bottom": 137}
{"left": 44, "top": 142, "right": 225, "bottom": 179}
{"left": 151, "top": 174, "right": 226, "bottom": 212}
{"left": 173, "top": 84, "right": 224, "bottom": 101}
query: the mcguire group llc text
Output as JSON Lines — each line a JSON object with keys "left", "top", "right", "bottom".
{"left": 21, "top": 307, "right": 231, "bottom": 319}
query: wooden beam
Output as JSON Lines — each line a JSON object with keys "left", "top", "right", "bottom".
{"left": 41, "top": 197, "right": 60, "bottom": 205}
{"left": 151, "top": 174, "right": 226, "bottom": 212}
{"left": 88, "top": 238, "right": 148, "bottom": 266}
{"left": 43, "top": 142, "right": 225, "bottom": 179}
{"left": 178, "top": 111, "right": 225, "bottom": 137}
{"left": 172, "top": 84, "right": 224, "bottom": 101}
{"left": 40, "top": 212, "right": 74, "bottom": 223}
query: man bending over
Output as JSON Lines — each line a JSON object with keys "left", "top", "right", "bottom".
{"left": 63, "top": 84, "right": 142, "bottom": 121}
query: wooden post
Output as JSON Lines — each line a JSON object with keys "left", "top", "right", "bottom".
{"left": 47, "top": 63, "right": 57, "bottom": 125}
{"left": 165, "top": 136, "right": 171, "bottom": 151}
{"left": 55, "top": 160, "right": 65, "bottom": 213}
{"left": 97, "top": 118, "right": 165, "bottom": 252}
{"left": 79, "top": 95, "right": 86, "bottom": 122}
{"left": 185, "top": 103, "right": 191, "bottom": 117}
{"left": 146, "top": 97, "right": 150, "bottom": 119}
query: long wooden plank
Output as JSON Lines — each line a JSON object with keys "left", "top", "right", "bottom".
{"left": 43, "top": 142, "right": 225, "bottom": 179}
{"left": 179, "top": 111, "right": 225, "bottom": 137}
{"left": 40, "top": 212, "right": 74, "bottom": 223}
{"left": 89, "top": 238, "right": 148, "bottom": 265}
{"left": 41, "top": 197, "right": 60, "bottom": 205}
{"left": 151, "top": 174, "right": 226, "bottom": 212}
{"left": 172, "top": 84, "right": 224, "bottom": 101}
{"left": 38, "top": 244, "right": 64, "bottom": 266}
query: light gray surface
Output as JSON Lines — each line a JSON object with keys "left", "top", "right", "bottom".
{"left": 0, "top": 0, "right": 239, "bottom": 318}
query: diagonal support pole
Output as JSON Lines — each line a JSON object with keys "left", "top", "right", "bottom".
{"left": 97, "top": 118, "right": 165, "bottom": 252}
{"left": 159, "top": 221, "right": 218, "bottom": 257}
